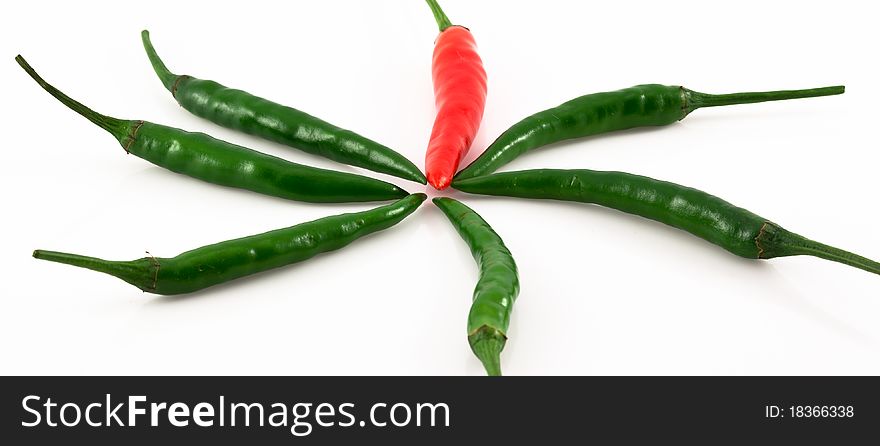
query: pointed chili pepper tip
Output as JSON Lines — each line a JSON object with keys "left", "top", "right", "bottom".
{"left": 427, "top": 173, "right": 453, "bottom": 191}
{"left": 468, "top": 325, "right": 507, "bottom": 376}
{"left": 449, "top": 176, "right": 475, "bottom": 191}
{"left": 390, "top": 185, "right": 410, "bottom": 198}
{"left": 410, "top": 192, "right": 429, "bottom": 203}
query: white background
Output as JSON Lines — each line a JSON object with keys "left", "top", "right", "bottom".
{"left": 1, "top": 0, "right": 878, "bottom": 375}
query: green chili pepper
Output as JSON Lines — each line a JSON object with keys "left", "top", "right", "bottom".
{"left": 455, "top": 84, "right": 845, "bottom": 180}
{"left": 434, "top": 198, "right": 519, "bottom": 376}
{"left": 453, "top": 170, "right": 880, "bottom": 275}
{"left": 33, "top": 194, "right": 427, "bottom": 295}
{"left": 16, "top": 55, "right": 407, "bottom": 203}
{"left": 141, "top": 31, "right": 426, "bottom": 185}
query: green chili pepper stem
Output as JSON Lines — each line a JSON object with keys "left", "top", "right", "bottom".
{"left": 685, "top": 86, "right": 845, "bottom": 116}
{"left": 468, "top": 326, "right": 506, "bottom": 376}
{"left": 141, "top": 30, "right": 179, "bottom": 92}
{"left": 760, "top": 224, "right": 880, "bottom": 275}
{"left": 425, "top": 0, "right": 454, "bottom": 31}
{"left": 15, "top": 55, "right": 129, "bottom": 138}
{"left": 32, "top": 250, "right": 151, "bottom": 290}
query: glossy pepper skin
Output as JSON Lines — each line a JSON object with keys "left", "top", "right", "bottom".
{"left": 453, "top": 170, "right": 880, "bottom": 275}
{"left": 33, "top": 194, "right": 427, "bottom": 295}
{"left": 434, "top": 198, "right": 519, "bottom": 376}
{"left": 455, "top": 84, "right": 845, "bottom": 180}
{"left": 424, "top": 0, "right": 487, "bottom": 190}
{"left": 17, "top": 56, "right": 407, "bottom": 203}
{"left": 141, "top": 31, "right": 426, "bottom": 185}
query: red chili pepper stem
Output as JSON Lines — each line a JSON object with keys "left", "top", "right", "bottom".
{"left": 16, "top": 55, "right": 129, "bottom": 138}
{"left": 685, "top": 86, "right": 845, "bottom": 116}
{"left": 426, "top": 0, "right": 454, "bottom": 31}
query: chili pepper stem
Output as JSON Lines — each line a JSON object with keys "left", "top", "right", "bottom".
{"left": 141, "top": 30, "right": 180, "bottom": 93}
{"left": 425, "top": 0, "right": 454, "bottom": 31}
{"left": 759, "top": 224, "right": 880, "bottom": 275}
{"left": 468, "top": 326, "right": 506, "bottom": 376}
{"left": 15, "top": 55, "right": 130, "bottom": 139}
{"left": 685, "top": 86, "right": 845, "bottom": 116}
{"left": 32, "top": 250, "right": 153, "bottom": 290}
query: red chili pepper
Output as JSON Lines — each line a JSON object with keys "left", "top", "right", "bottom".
{"left": 424, "top": 0, "right": 487, "bottom": 190}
